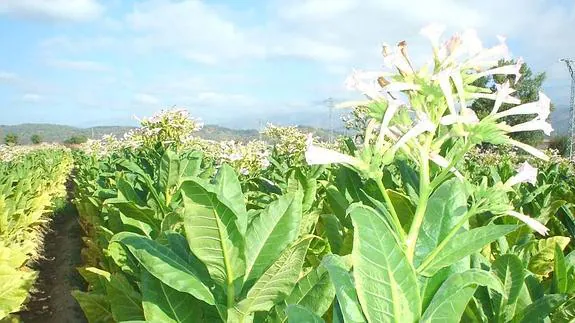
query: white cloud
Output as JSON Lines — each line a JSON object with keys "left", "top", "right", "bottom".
{"left": 125, "top": 1, "right": 265, "bottom": 63}
{"left": 49, "top": 59, "right": 110, "bottom": 72}
{"left": 0, "top": 0, "right": 104, "bottom": 22}
{"left": 133, "top": 93, "right": 161, "bottom": 106}
{"left": 21, "top": 93, "right": 43, "bottom": 103}
{"left": 0, "top": 71, "right": 18, "bottom": 82}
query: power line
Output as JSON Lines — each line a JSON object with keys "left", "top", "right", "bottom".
{"left": 560, "top": 58, "right": 575, "bottom": 159}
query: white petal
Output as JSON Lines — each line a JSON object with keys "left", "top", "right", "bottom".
{"left": 461, "top": 29, "right": 483, "bottom": 56}
{"left": 509, "top": 119, "right": 553, "bottom": 136}
{"left": 305, "top": 145, "right": 359, "bottom": 166}
{"left": 393, "top": 116, "right": 435, "bottom": 150}
{"left": 507, "top": 211, "right": 549, "bottom": 236}
{"left": 434, "top": 68, "right": 456, "bottom": 114}
{"left": 508, "top": 139, "right": 549, "bottom": 161}
{"left": 505, "top": 162, "right": 538, "bottom": 186}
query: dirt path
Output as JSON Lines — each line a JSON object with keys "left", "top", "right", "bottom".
{"left": 19, "top": 190, "right": 87, "bottom": 322}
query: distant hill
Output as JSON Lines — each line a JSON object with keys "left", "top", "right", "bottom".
{"left": 0, "top": 123, "right": 337, "bottom": 144}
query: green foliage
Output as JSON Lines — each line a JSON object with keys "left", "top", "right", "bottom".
{"left": 30, "top": 134, "right": 42, "bottom": 144}
{"left": 0, "top": 148, "right": 73, "bottom": 320}
{"left": 4, "top": 133, "right": 18, "bottom": 146}
{"left": 64, "top": 135, "right": 88, "bottom": 145}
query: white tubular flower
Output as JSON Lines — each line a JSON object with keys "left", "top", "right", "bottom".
{"left": 420, "top": 23, "right": 446, "bottom": 50}
{"left": 489, "top": 81, "right": 521, "bottom": 114}
{"left": 434, "top": 68, "right": 456, "bottom": 114}
{"left": 475, "top": 58, "right": 523, "bottom": 83}
{"left": 429, "top": 152, "right": 464, "bottom": 179}
{"left": 506, "top": 118, "right": 553, "bottom": 136}
{"left": 507, "top": 210, "right": 549, "bottom": 236}
{"left": 505, "top": 162, "right": 538, "bottom": 186}
{"left": 508, "top": 138, "right": 549, "bottom": 161}
{"left": 494, "top": 92, "right": 551, "bottom": 120}
{"left": 345, "top": 70, "right": 384, "bottom": 99}
{"left": 305, "top": 134, "right": 363, "bottom": 167}
{"left": 392, "top": 116, "right": 436, "bottom": 151}
{"left": 382, "top": 43, "right": 413, "bottom": 75}
{"left": 376, "top": 97, "right": 404, "bottom": 148}
{"left": 465, "top": 35, "right": 510, "bottom": 70}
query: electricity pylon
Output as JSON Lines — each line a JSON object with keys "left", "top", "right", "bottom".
{"left": 324, "top": 97, "right": 335, "bottom": 143}
{"left": 561, "top": 58, "right": 575, "bottom": 159}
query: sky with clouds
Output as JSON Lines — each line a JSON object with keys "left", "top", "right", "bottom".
{"left": 0, "top": 0, "right": 574, "bottom": 129}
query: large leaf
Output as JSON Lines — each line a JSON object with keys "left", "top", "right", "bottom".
{"left": 326, "top": 185, "right": 351, "bottom": 228}
{"left": 350, "top": 204, "right": 421, "bottom": 322}
{"left": 181, "top": 179, "right": 245, "bottom": 288}
{"left": 553, "top": 243, "right": 568, "bottom": 293}
{"left": 72, "top": 291, "right": 114, "bottom": 323}
{"left": 0, "top": 266, "right": 37, "bottom": 319}
{"left": 244, "top": 191, "right": 303, "bottom": 283}
{"left": 107, "top": 273, "right": 145, "bottom": 321}
{"left": 141, "top": 269, "right": 210, "bottom": 323}
{"left": 512, "top": 294, "right": 569, "bottom": 323}
{"left": 528, "top": 236, "right": 570, "bottom": 276}
{"left": 272, "top": 259, "right": 336, "bottom": 322}
{"left": 213, "top": 164, "right": 248, "bottom": 235}
{"left": 419, "top": 225, "right": 518, "bottom": 277}
{"left": 159, "top": 149, "right": 180, "bottom": 204}
{"left": 286, "top": 304, "right": 325, "bottom": 323}
{"left": 421, "top": 269, "right": 504, "bottom": 323}
{"left": 414, "top": 178, "right": 467, "bottom": 267}
{"left": 111, "top": 232, "right": 215, "bottom": 305}
{"left": 234, "top": 237, "right": 313, "bottom": 318}
{"left": 491, "top": 254, "right": 525, "bottom": 320}
{"left": 321, "top": 214, "right": 344, "bottom": 254}
{"left": 323, "top": 254, "right": 366, "bottom": 323}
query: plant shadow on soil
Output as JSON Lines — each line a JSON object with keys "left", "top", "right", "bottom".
{"left": 18, "top": 183, "right": 87, "bottom": 323}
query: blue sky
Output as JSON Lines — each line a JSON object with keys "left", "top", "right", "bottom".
{"left": 1, "top": 0, "right": 574, "bottom": 130}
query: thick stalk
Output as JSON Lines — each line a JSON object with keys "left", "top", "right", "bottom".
{"left": 376, "top": 179, "right": 405, "bottom": 241}
{"left": 406, "top": 137, "right": 432, "bottom": 262}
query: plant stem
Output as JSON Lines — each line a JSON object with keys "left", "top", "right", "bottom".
{"left": 376, "top": 179, "right": 405, "bottom": 241}
{"left": 406, "top": 136, "right": 432, "bottom": 262}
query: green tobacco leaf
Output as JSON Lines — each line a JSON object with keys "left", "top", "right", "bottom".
{"left": 272, "top": 259, "right": 336, "bottom": 322}
{"left": 234, "top": 237, "right": 313, "bottom": 318}
{"left": 553, "top": 243, "right": 568, "bottom": 294}
{"left": 421, "top": 269, "right": 504, "bottom": 323}
{"left": 181, "top": 179, "right": 245, "bottom": 288}
{"left": 72, "top": 291, "right": 114, "bottom": 323}
{"left": 350, "top": 204, "right": 421, "bottom": 322}
{"left": 159, "top": 149, "right": 180, "bottom": 202}
{"left": 0, "top": 266, "right": 37, "bottom": 319}
{"left": 528, "top": 236, "right": 570, "bottom": 276}
{"left": 141, "top": 269, "right": 209, "bottom": 323}
{"left": 107, "top": 273, "right": 145, "bottom": 322}
{"left": 419, "top": 225, "right": 518, "bottom": 277}
{"left": 111, "top": 232, "right": 215, "bottom": 305}
{"left": 512, "top": 294, "right": 569, "bottom": 323}
{"left": 387, "top": 189, "right": 414, "bottom": 232}
{"left": 106, "top": 199, "right": 159, "bottom": 233}
{"left": 491, "top": 254, "right": 525, "bottom": 320}
{"left": 213, "top": 164, "right": 248, "bottom": 235}
{"left": 244, "top": 191, "right": 302, "bottom": 283}
{"left": 180, "top": 151, "right": 203, "bottom": 178}
{"left": 414, "top": 178, "right": 467, "bottom": 268}
{"left": 321, "top": 214, "right": 344, "bottom": 254}
{"left": 286, "top": 304, "right": 325, "bottom": 323}
{"left": 326, "top": 185, "right": 351, "bottom": 228}
{"left": 323, "top": 254, "right": 366, "bottom": 323}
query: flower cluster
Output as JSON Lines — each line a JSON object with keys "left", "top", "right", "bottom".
{"left": 128, "top": 108, "right": 204, "bottom": 148}
{"left": 305, "top": 25, "right": 555, "bottom": 236}
{"left": 217, "top": 140, "right": 270, "bottom": 176}
{"left": 263, "top": 124, "right": 308, "bottom": 155}
{"left": 0, "top": 143, "right": 71, "bottom": 162}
